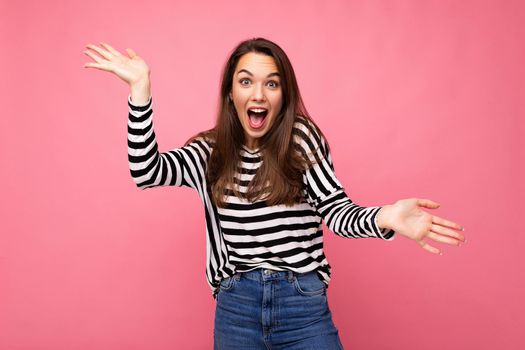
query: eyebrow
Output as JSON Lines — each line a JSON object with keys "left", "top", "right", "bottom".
{"left": 237, "top": 69, "right": 280, "bottom": 78}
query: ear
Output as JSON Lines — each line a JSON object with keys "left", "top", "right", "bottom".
{"left": 229, "top": 92, "right": 233, "bottom": 100}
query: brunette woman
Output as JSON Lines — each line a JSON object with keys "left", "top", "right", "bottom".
{"left": 84, "top": 38, "right": 465, "bottom": 349}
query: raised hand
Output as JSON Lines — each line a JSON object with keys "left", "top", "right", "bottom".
{"left": 83, "top": 42, "right": 150, "bottom": 85}
{"left": 83, "top": 42, "right": 151, "bottom": 104}
{"left": 377, "top": 198, "right": 466, "bottom": 255}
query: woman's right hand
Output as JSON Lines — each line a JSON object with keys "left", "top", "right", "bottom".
{"left": 83, "top": 42, "right": 151, "bottom": 89}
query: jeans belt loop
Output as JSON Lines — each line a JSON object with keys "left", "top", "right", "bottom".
{"left": 234, "top": 271, "right": 242, "bottom": 281}
{"left": 287, "top": 270, "right": 295, "bottom": 283}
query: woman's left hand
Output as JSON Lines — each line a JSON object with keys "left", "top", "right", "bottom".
{"left": 377, "top": 198, "right": 465, "bottom": 255}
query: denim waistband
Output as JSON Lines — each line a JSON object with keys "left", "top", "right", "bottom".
{"left": 231, "top": 267, "right": 316, "bottom": 283}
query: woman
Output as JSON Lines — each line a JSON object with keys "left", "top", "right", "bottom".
{"left": 84, "top": 38, "right": 465, "bottom": 349}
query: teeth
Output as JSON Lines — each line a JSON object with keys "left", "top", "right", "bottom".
{"left": 248, "top": 108, "right": 267, "bottom": 113}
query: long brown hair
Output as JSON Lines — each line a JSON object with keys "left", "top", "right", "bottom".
{"left": 186, "top": 37, "right": 329, "bottom": 207}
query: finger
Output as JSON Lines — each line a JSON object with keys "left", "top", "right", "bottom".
{"left": 83, "top": 61, "right": 112, "bottom": 71}
{"left": 417, "top": 240, "right": 442, "bottom": 255}
{"left": 416, "top": 198, "right": 440, "bottom": 209}
{"left": 83, "top": 50, "right": 106, "bottom": 63}
{"left": 426, "top": 231, "right": 461, "bottom": 246}
{"left": 431, "top": 215, "right": 464, "bottom": 231}
{"left": 86, "top": 43, "right": 114, "bottom": 61}
{"left": 125, "top": 48, "right": 137, "bottom": 58}
{"left": 99, "top": 42, "right": 122, "bottom": 57}
{"left": 430, "top": 223, "right": 465, "bottom": 242}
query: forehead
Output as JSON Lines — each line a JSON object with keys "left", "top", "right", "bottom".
{"left": 235, "top": 52, "right": 279, "bottom": 75}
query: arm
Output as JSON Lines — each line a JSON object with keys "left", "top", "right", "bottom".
{"left": 83, "top": 43, "right": 209, "bottom": 189}
{"left": 295, "top": 117, "right": 395, "bottom": 240}
{"left": 127, "top": 95, "right": 211, "bottom": 190}
{"left": 83, "top": 43, "right": 208, "bottom": 189}
{"left": 295, "top": 118, "right": 466, "bottom": 254}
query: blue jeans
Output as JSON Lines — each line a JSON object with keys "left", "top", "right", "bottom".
{"left": 214, "top": 268, "right": 344, "bottom": 349}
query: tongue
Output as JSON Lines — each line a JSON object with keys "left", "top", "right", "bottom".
{"left": 248, "top": 113, "right": 265, "bottom": 129}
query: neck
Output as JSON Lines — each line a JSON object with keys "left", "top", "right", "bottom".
{"left": 244, "top": 137, "right": 259, "bottom": 150}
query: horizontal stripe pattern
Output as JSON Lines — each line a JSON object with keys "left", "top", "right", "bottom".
{"left": 127, "top": 95, "right": 395, "bottom": 298}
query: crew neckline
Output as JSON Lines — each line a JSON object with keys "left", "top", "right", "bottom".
{"left": 242, "top": 144, "right": 260, "bottom": 154}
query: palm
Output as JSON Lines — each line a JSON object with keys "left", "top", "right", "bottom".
{"left": 386, "top": 198, "right": 465, "bottom": 255}
{"left": 83, "top": 42, "right": 150, "bottom": 86}
{"left": 111, "top": 54, "right": 149, "bottom": 84}
{"left": 391, "top": 199, "right": 432, "bottom": 241}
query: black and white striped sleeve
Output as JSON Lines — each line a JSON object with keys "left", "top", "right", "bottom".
{"left": 127, "top": 95, "right": 210, "bottom": 190}
{"left": 295, "top": 118, "right": 395, "bottom": 240}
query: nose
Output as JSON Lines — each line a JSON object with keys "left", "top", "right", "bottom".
{"left": 251, "top": 83, "right": 266, "bottom": 102}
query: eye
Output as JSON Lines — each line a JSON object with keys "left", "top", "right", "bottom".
{"left": 239, "top": 78, "right": 251, "bottom": 86}
{"left": 267, "top": 80, "right": 280, "bottom": 88}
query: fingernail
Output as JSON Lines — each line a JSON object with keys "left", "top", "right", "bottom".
{"left": 439, "top": 251, "right": 443, "bottom": 255}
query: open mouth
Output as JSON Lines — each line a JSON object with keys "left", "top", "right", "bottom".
{"left": 247, "top": 108, "right": 268, "bottom": 129}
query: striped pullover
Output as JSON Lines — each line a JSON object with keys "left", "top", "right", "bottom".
{"left": 127, "top": 95, "right": 396, "bottom": 299}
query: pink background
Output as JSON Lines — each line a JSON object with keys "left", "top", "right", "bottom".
{"left": 1, "top": 0, "right": 524, "bottom": 349}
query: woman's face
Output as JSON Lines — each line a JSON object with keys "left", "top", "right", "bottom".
{"left": 230, "top": 52, "right": 283, "bottom": 150}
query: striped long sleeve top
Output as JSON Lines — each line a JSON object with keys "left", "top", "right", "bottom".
{"left": 127, "top": 95, "right": 396, "bottom": 299}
